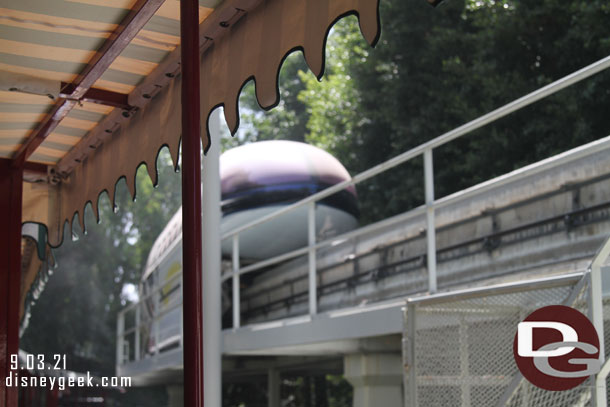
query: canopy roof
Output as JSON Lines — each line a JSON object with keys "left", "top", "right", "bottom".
{"left": 1, "top": 0, "right": 381, "bottom": 249}
{"left": 1, "top": 0, "right": 215, "bottom": 164}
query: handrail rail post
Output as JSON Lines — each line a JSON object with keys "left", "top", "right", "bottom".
{"left": 116, "top": 311, "right": 124, "bottom": 366}
{"left": 591, "top": 237, "right": 610, "bottom": 407}
{"left": 308, "top": 202, "right": 317, "bottom": 315}
{"left": 152, "top": 307, "right": 160, "bottom": 355}
{"left": 232, "top": 234, "right": 241, "bottom": 328}
{"left": 424, "top": 149, "right": 437, "bottom": 293}
{"left": 134, "top": 305, "right": 140, "bottom": 361}
{"left": 406, "top": 302, "right": 418, "bottom": 407}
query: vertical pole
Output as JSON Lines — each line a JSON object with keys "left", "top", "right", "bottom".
{"left": 154, "top": 314, "right": 160, "bottom": 355}
{"left": 232, "top": 235, "right": 240, "bottom": 329}
{"left": 591, "top": 239, "right": 610, "bottom": 407}
{"left": 459, "top": 316, "right": 471, "bottom": 407}
{"left": 423, "top": 149, "right": 437, "bottom": 294}
{"left": 153, "top": 281, "right": 160, "bottom": 356}
{"left": 203, "top": 109, "right": 222, "bottom": 407}
{"left": 0, "top": 159, "right": 23, "bottom": 407}
{"left": 402, "top": 307, "right": 409, "bottom": 407}
{"left": 180, "top": 0, "right": 203, "bottom": 404}
{"left": 591, "top": 264, "right": 605, "bottom": 361}
{"left": 267, "top": 368, "right": 280, "bottom": 407}
{"left": 134, "top": 305, "right": 140, "bottom": 361}
{"left": 406, "top": 302, "right": 418, "bottom": 407}
{"left": 116, "top": 312, "right": 125, "bottom": 365}
{"left": 595, "top": 266, "right": 610, "bottom": 407}
{"left": 45, "top": 388, "right": 59, "bottom": 407}
{"left": 308, "top": 202, "right": 317, "bottom": 315}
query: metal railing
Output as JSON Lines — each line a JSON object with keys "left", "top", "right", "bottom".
{"left": 116, "top": 271, "right": 183, "bottom": 365}
{"left": 221, "top": 55, "right": 610, "bottom": 329}
{"left": 116, "top": 54, "right": 610, "bottom": 366}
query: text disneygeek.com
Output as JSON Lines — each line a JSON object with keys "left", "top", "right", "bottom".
{"left": 4, "top": 354, "right": 131, "bottom": 391}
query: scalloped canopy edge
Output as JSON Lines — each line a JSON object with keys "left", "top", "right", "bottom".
{"left": 21, "top": 0, "right": 381, "bottom": 249}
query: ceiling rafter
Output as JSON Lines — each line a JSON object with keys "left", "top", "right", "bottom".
{"left": 56, "top": 0, "right": 262, "bottom": 176}
{"left": 59, "top": 83, "right": 135, "bottom": 113}
{"left": 11, "top": 0, "right": 166, "bottom": 167}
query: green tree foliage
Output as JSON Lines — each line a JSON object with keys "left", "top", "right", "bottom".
{"left": 225, "top": 53, "right": 311, "bottom": 149}
{"left": 342, "top": 0, "right": 610, "bottom": 221}
{"left": 248, "top": 0, "right": 610, "bottom": 224}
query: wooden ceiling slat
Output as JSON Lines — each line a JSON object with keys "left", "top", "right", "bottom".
{"left": 91, "top": 80, "right": 136, "bottom": 94}
{"left": 75, "top": 102, "right": 114, "bottom": 115}
{"left": 45, "top": 133, "right": 82, "bottom": 147}
{"left": 60, "top": 117, "right": 99, "bottom": 131}
{"left": 65, "top": 0, "right": 138, "bottom": 10}
{"left": 7, "top": 0, "right": 133, "bottom": 25}
{"left": 0, "top": 113, "right": 47, "bottom": 123}
{"left": 0, "top": 39, "right": 96, "bottom": 65}
{"left": 0, "top": 91, "right": 52, "bottom": 105}
{"left": 131, "top": 32, "right": 178, "bottom": 50}
{"left": 107, "top": 56, "right": 158, "bottom": 76}
{"left": 0, "top": 7, "right": 116, "bottom": 38}
{"left": 0, "top": 63, "right": 76, "bottom": 83}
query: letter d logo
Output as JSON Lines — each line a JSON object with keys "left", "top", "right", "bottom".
{"left": 517, "top": 321, "right": 577, "bottom": 357}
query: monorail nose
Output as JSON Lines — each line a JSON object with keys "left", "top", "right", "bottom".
{"left": 219, "top": 140, "right": 359, "bottom": 261}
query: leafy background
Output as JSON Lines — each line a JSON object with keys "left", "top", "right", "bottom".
{"left": 21, "top": 0, "right": 610, "bottom": 405}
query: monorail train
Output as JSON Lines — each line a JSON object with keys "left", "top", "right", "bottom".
{"left": 138, "top": 140, "right": 359, "bottom": 355}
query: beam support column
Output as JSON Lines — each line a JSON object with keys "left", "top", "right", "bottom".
{"left": 180, "top": 0, "right": 203, "bottom": 405}
{"left": 203, "top": 109, "right": 222, "bottom": 407}
{"left": 0, "top": 159, "right": 23, "bottom": 407}
{"left": 167, "top": 384, "right": 185, "bottom": 407}
{"left": 267, "top": 368, "right": 281, "bottom": 407}
{"left": 344, "top": 353, "right": 403, "bottom": 407}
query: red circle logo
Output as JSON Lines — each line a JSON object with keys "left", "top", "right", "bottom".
{"left": 513, "top": 305, "right": 600, "bottom": 391}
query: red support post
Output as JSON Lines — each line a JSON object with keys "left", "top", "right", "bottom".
{"left": 45, "top": 387, "right": 58, "bottom": 407}
{"left": 180, "top": 0, "right": 204, "bottom": 406}
{"left": 0, "top": 158, "right": 23, "bottom": 407}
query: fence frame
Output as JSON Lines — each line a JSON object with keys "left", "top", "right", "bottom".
{"left": 403, "top": 272, "right": 588, "bottom": 407}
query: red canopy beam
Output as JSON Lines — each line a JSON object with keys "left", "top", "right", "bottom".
{"left": 59, "top": 83, "right": 135, "bottom": 112}
{"left": 180, "top": 0, "right": 204, "bottom": 406}
{"left": 0, "top": 158, "right": 24, "bottom": 407}
{"left": 23, "top": 162, "right": 48, "bottom": 174}
{"left": 12, "top": 0, "right": 165, "bottom": 167}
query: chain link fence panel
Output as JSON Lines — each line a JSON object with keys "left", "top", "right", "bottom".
{"left": 402, "top": 273, "right": 609, "bottom": 407}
